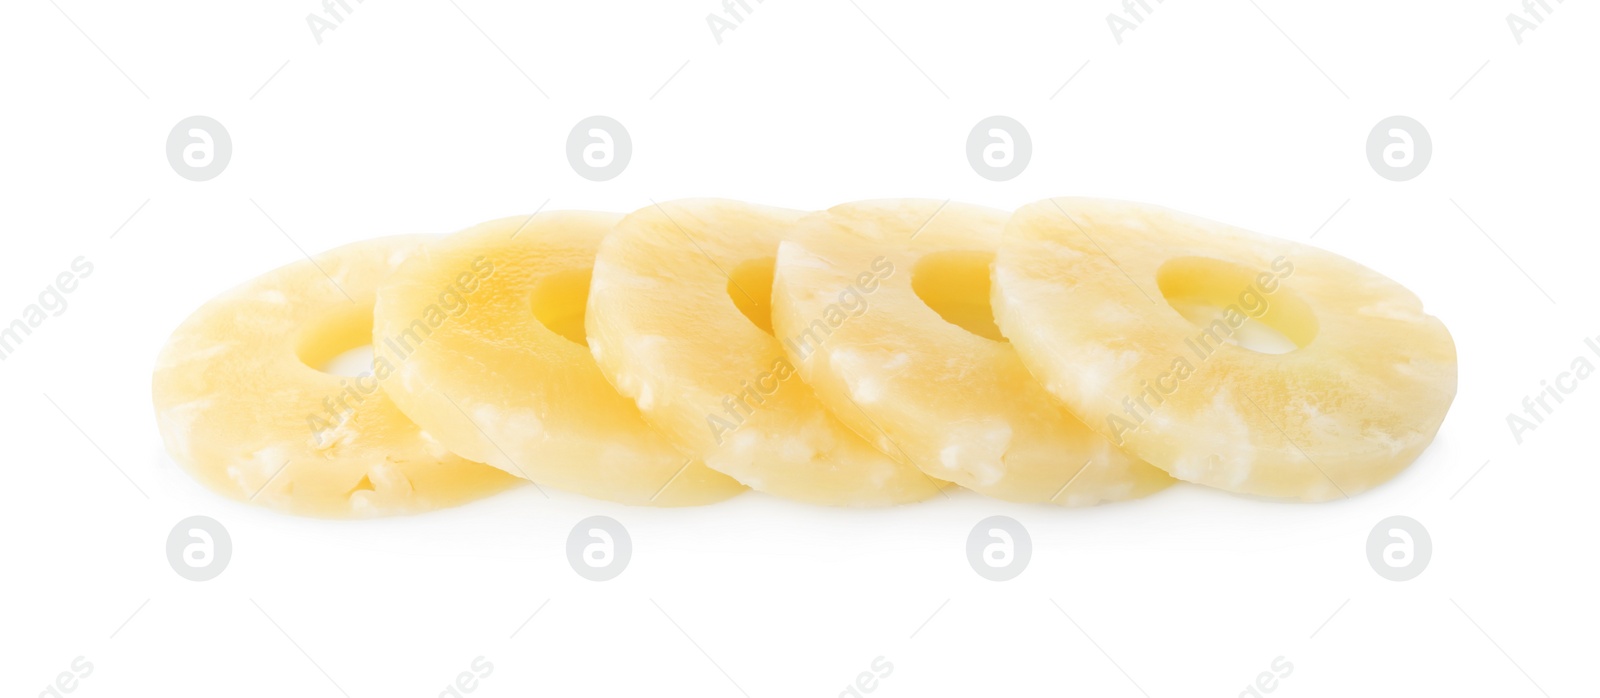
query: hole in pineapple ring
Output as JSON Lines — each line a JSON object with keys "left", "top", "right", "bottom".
{"left": 531, "top": 267, "right": 593, "bottom": 347}
{"left": 295, "top": 303, "right": 379, "bottom": 377}
{"left": 911, "top": 250, "right": 1006, "bottom": 342}
{"left": 1154, "top": 256, "right": 1318, "bottom": 355}
{"left": 728, "top": 255, "right": 776, "bottom": 336}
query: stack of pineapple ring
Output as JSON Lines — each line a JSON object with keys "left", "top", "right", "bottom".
{"left": 153, "top": 197, "right": 1457, "bottom": 517}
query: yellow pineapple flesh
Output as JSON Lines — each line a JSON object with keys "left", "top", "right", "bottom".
{"left": 152, "top": 236, "right": 521, "bottom": 517}
{"left": 586, "top": 199, "right": 944, "bottom": 505}
{"left": 991, "top": 197, "right": 1457, "bottom": 500}
{"left": 770, "top": 200, "right": 1172, "bottom": 505}
{"left": 372, "top": 212, "right": 745, "bottom": 506}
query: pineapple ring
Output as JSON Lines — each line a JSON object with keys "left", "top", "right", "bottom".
{"left": 152, "top": 236, "right": 521, "bottom": 518}
{"left": 991, "top": 197, "right": 1457, "bottom": 500}
{"left": 373, "top": 212, "right": 745, "bottom": 506}
{"left": 770, "top": 200, "right": 1172, "bottom": 505}
{"left": 586, "top": 199, "right": 944, "bottom": 505}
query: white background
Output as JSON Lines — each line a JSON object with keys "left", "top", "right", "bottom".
{"left": 2, "top": 1, "right": 1596, "bottom": 696}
